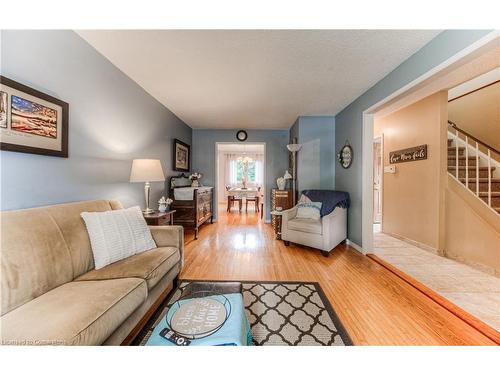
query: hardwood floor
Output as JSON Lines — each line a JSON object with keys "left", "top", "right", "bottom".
{"left": 180, "top": 206, "right": 496, "bottom": 345}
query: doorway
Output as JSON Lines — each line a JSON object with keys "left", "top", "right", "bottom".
{"left": 215, "top": 142, "right": 266, "bottom": 221}
{"left": 373, "top": 136, "right": 383, "bottom": 231}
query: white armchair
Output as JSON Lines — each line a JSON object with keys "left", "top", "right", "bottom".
{"left": 281, "top": 205, "right": 347, "bottom": 256}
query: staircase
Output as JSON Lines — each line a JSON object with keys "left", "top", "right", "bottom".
{"left": 447, "top": 121, "right": 500, "bottom": 215}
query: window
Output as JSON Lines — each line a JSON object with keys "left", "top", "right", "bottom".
{"left": 236, "top": 159, "right": 256, "bottom": 183}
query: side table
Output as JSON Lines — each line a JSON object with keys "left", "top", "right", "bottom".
{"left": 270, "top": 210, "right": 284, "bottom": 240}
{"left": 143, "top": 210, "right": 176, "bottom": 226}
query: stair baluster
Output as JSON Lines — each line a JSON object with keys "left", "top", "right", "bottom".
{"left": 475, "top": 141, "right": 479, "bottom": 197}
{"left": 448, "top": 120, "right": 499, "bottom": 215}
{"left": 488, "top": 149, "right": 491, "bottom": 207}
{"left": 455, "top": 129, "right": 459, "bottom": 179}
{"left": 465, "top": 135, "right": 469, "bottom": 190}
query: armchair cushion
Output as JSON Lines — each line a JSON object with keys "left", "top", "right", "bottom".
{"left": 301, "top": 190, "right": 350, "bottom": 217}
{"left": 288, "top": 218, "right": 322, "bottom": 235}
{"left": 296, "top": 202, "right": 322, "bottom": 220}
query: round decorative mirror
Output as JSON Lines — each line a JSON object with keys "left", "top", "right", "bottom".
{"left": 236, "top": 130, "right": 248, "bottom": 142}
{"left": 338, "top": 143, "right": 353, "bottom": 169}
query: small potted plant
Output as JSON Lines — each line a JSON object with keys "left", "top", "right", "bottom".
{"left": 189, "top": 172, "right": 202, "bottom": 187}
{"left": 158, "top": 196, "right": 173, "bottom": 213}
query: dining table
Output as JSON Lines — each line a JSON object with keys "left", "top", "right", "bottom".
{"left": 227, "top": 187, "right": 259, "bottom": 198}
{"left": 227, "top": 187, "right": 261, "bottom": 214}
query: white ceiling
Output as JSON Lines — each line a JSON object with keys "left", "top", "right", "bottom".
{"left": 78, "top": 30, "right": 441, "bottom": 129}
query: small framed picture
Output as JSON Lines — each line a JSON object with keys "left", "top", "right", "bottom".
{"left": 0, "top": 76, "right": 69, "bottom": 157}
{"left": 0, "top": 91, "right": 7, "bottom": 128}
{"left": 173, "top": 138, "right": 190, "bottom": 172}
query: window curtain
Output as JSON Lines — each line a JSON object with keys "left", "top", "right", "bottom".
{"left": 223, "top": 152, "right": 264, "bottom": 187}
{"left": 224, "top": 153, "right": 239, "bottom": 186}
{"left": 253, "top": 153, "right": 264, "bottom": 187}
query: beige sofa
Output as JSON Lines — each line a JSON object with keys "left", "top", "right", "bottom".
{"left": 0, "top": 200, "right": 184, "bottom": 345}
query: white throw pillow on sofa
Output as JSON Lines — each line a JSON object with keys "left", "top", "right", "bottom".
{"left": 295, "top": 201, "right": 322, "bottom": 220}
{"left": 81, "top": 206, "right": 156, "bottom": 270}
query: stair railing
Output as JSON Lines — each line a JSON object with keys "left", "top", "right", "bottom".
{"left": 448, "top": 120, "right": 498, "bottom": 212}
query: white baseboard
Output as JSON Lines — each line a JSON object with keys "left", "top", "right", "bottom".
{"left": 346, "top": 239, "right": 364, "bottom": 254}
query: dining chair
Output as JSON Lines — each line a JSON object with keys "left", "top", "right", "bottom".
{"left": 245, "top": 186, "right": 261, "bottom": 212}
{"left": 226, "top": 185, "right": 242, "bottom": 212}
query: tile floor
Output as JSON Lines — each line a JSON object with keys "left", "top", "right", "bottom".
{"left": 372, "top": 227, "right": 500, "bottom": 331}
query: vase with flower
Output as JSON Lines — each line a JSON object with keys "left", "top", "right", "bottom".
{"left": 189, "top": 172, "right": 202, "bottom": 187}
{"left": 158, "top": 196, "right": 173, "bottom": 213}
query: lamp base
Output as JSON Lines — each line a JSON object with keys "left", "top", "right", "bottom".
{"left": 143, "top": 181, "right": 154, "bottom": 215}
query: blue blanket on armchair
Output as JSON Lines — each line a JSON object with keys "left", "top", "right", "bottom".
{"left": 302, "top": 190, "right": 350, "bottom": 217}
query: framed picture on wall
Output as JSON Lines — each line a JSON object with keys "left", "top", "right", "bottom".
{"left": 173, "top": 138, "right": 190, "bottom": 172}
{"left": 0, "top": 75, "right": 69, "bottom": 158}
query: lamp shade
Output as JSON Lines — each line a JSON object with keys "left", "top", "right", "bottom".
{"left": 130, "top": 159, "right": 165, "bottom": 182}
{"left": 287, "top": 143, "right": 302, "bottom": 152}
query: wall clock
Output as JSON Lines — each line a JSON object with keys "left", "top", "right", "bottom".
{"left": 236, "top": 130, "right": 248, "bottom": 142}
{"left": 338, "top": 142, "right": 353, "bottom": 169}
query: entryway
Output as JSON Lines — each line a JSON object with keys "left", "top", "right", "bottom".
{"left": 215, "top": 143, "right": 266, "bottom": 222}
{"left": 363, "top": 35, "right": 500, "bottom": 340}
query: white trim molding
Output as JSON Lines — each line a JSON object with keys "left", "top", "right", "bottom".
{"left": 346, "top": 239, "right": 364, "bottom": 254}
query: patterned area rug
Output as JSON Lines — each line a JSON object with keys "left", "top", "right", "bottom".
{"left": 135, "top": 280, "right": 353, "bottom": 346}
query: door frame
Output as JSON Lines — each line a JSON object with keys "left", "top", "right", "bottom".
{"left": 214, "top": 142, "right": 266, "bottom": 220}
{"left": 373, "top": 135, "right": 384, "bottom": 229}
{"left": 360, "top": 31, "right": 499, "bottom": 254}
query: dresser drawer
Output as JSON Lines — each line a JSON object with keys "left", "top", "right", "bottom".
{"left": 156, "top": 216, "right": 170, "bottom": 226}
{"left": 197, "top": 189, "right": 212, "bottom": 203}
{"left": 197, "top": 202, "right": 212, "bottom": 222}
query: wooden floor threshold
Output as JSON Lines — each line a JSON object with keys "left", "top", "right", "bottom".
{"left": 367, "top": 254, "right": 500, "bottom": 345}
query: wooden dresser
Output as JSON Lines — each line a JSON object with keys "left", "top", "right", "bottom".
{"left": 271, "top": 189, "right": 293, "bottom": 238}
{"left": 169, "top": 174, "right": 213, "bottom": 239}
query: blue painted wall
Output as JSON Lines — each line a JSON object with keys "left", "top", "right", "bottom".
{"left": 192, "top": 128, "right": 289, "bottom": 221}
{"left": 292, "top": 116, "right": 335, "bottom": 193}
{"left": 0, "top": 30, "right": 192, "bottom": 211}
{"left": 335, "top": 30, "right": 493, "bottom": 246}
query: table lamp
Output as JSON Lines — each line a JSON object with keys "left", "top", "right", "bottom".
{"left": 130, "top": 159, "right": 165, "bottom": 214}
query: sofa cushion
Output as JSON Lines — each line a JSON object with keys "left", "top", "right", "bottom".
{"left": 0, "top": 278, "right": 147, "bottom": 345}
{"left": 46, "top": 200, "right": 123, "bottom": 278}
{"left": 1, "top": 208, "right": 74, "bottom": 316}
{"left": 75, "top": 247, "right": 180, "bottom": 290}
{"left": 288, "top": 218, "right": 323, "bottom": 235}
{"left": 80, "top": 206, "right": 157, "bottom": 270}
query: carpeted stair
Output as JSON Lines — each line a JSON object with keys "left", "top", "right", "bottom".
{"left": 447, "top": 138, "right": 500, "bottom": 213}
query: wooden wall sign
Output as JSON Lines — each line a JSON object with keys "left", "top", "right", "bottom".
{"left": 389, "top": 144, "right": 427, "bottom": 164}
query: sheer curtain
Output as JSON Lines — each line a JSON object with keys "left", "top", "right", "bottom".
{"left": 224, "top": 153, "right": 239, "bottom": 186}
{"left": 253, "top": 153, "right": 264, "bottom": 187}
{"left": 223, "top": 152, "right": 264, "bottom": 187}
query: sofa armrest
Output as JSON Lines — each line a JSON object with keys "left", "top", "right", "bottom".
{"left": 280, "top": 206, "right": 298, "bottom": 231}
{"left": 149, "top": 225, "right": 184, "bottom": 267}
